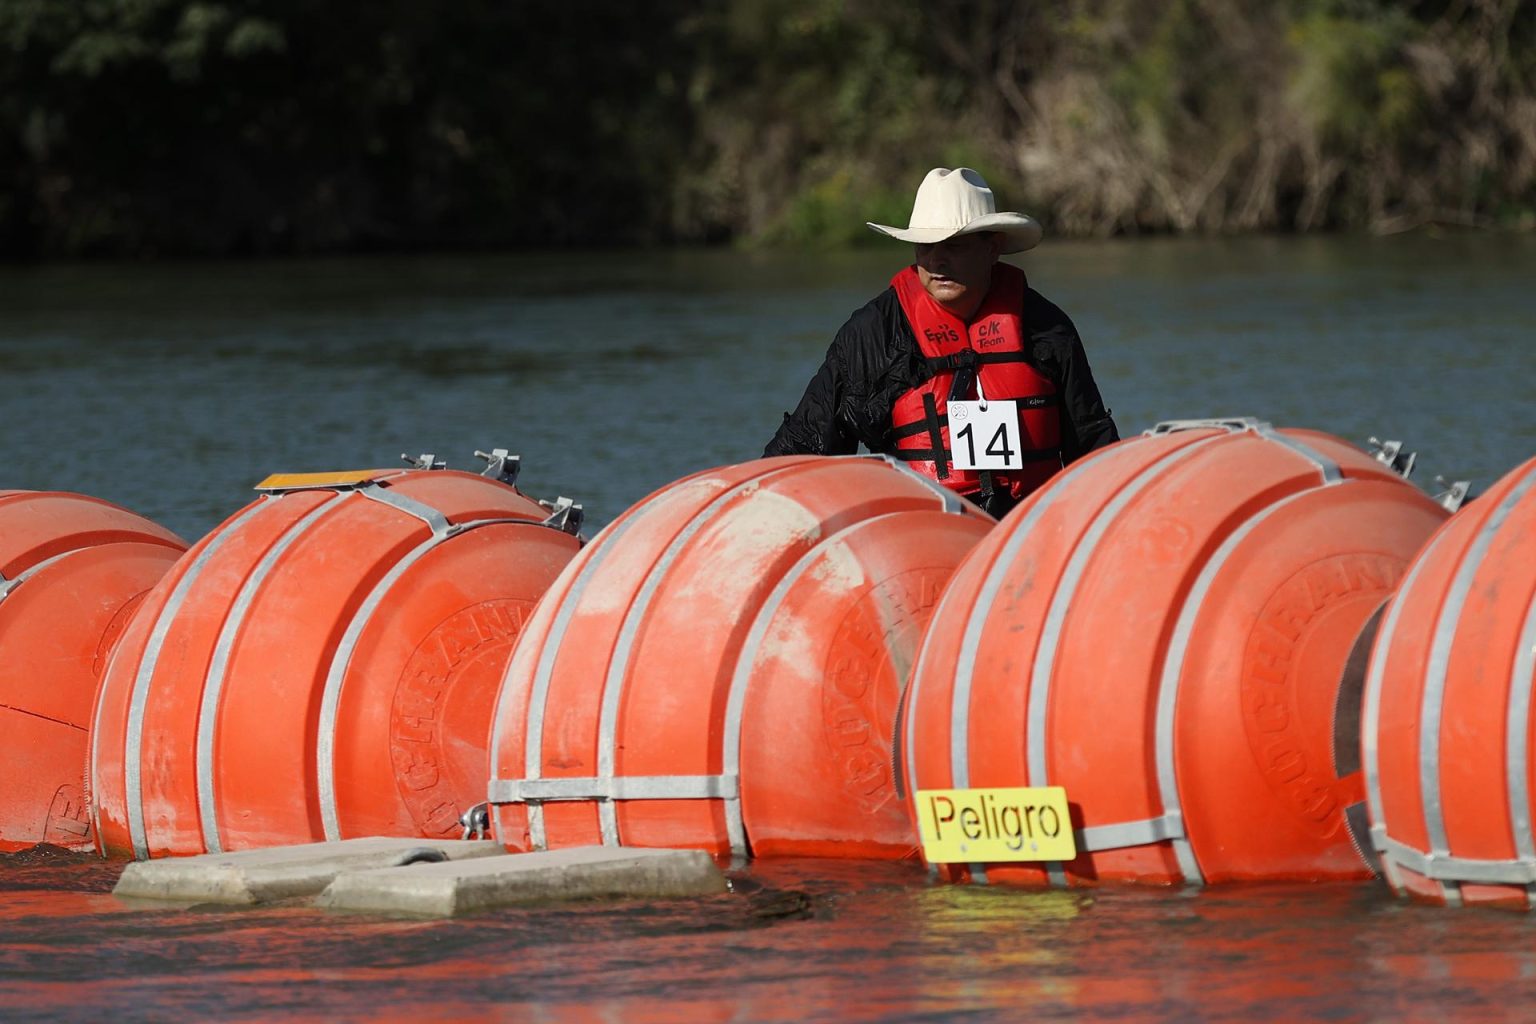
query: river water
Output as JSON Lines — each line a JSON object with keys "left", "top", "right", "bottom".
{"left": 3, "top": 235, "right": 1536, "bottom": 1020}
{"left": 3, "top": 233, "right": 1533, "bottom": 539}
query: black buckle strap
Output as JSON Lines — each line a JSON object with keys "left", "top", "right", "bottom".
{"left": 921, "top": 393, "right": 949, "bottom": 479}
{"left": 889, "top": 447, "right": 1066, "bottom": 465}
{"left": 891, "top": 393, "right": 1059, "bottom": 441}
{"left": 923, "top": 350, "right": 1037, "bottom": 373}
{"left": 924, "top": 350, "right": 978, "bottom": 373}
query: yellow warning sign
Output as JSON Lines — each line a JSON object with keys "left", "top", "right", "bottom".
{"left": 253, "top": 470, "right": 383, "bottom": 492}
{"left": 915, "top": 787, "right": 1076, "bottom": 864}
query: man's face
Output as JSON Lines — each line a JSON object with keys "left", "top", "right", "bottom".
{"left": 915, "top": 232, "right": 1004, "bottom": 319}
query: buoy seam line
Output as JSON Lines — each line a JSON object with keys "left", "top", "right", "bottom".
{"left": 515, "top": 457, "right": 939, "bottom": 854}
{"left": 940, "top": 424, "right": 1323, "bottom": 886}
{"left": 1420, "top": 461, "right": 1536, "bottom": 905}
{"left": 899, "top": 517, "right": 974, "bottom": 807}
{"left": 316, "top": 515, "right": 562, "bottom": 843}
{"left": 1070, "top": 435, "right": 1341, "bottom": 858}
{"left": 1155, "top": 481, "right": 1335, "bottom": 885}
{"left": 1506, "top": 578, "right": 1536, "bottom": 886}
{"left": 723, "top": 514, "right": 898, "bottom": 859}
{"left": 516, "top": 476, "right": 682, "bottom": 850}
{"left": 1362, "top": 524, "right": 1452, "bottom": 899}
{"left": 0, "top": 547, "right": 99, "bottom": 603}
{"left": 940, "top": 436, "right": 1167, "bottom": 884}
{"left": 595, "top": 458, "right": 825, "bottom": 848}
{"left": 0, "top": 702, "right": 87, "bottom": 731}
{"left": 506, "top": 454, "right": 897, "bottom": 850}
{"left": 1030, "top": 434, "right": 1225, "bottom": 886}
{"left": 873, "top": 453, "right": 968, "bottom": 515}
{"left": 1148, "top": 429, "right": 1342, "bottom": 883}
{"left": 946, "top": 433, "right": 1184, "bottom": 885}
{"left": 120, "top": 494, "right": 274, "bottom": 861}
{"left": 507, "top": 463, "right": 737, "bottom": 826}
{"left": 197, "top": 494, "right": 344, "bottom": 855}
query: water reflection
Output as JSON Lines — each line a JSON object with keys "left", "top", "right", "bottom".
{"left": 6, "top": 851, "right": 1536, "bottom": 1020}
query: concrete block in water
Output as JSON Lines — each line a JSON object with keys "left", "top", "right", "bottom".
{"left": 317, "top": 846, "right": 727, "bottom": 917}
{"left": 113, "top": 837, "right": 504, "bottom": 905}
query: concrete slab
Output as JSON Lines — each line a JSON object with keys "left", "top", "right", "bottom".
{"left": 113, "top": 837, "right": 504, "bottom": 905}
{"left": 317, "top": 846, "right": 728, "bottom": 917}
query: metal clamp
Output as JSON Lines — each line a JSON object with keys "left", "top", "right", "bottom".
{"left": 400, "top": 453, "right": 447, "bottom": 471}
{"left": 1432, "top": 476, "right": 1472, "bottom": 513}
{"left": 539, "top": 496, "right": 584, "bottom": 536}
{"left": 488, "top": 774, "right": 739, "bottom": 804}
{"left": 1367, "top": 437, "right": 1418, "bottom": 479}
{"left": 474, "top": 448, "right": 522, "bottom": 486}
{"left": 459, "top": 802, "right": 491, "bottom": 841}
{"left": 1144, "top": 417, "right": 1268, "bottom": 437}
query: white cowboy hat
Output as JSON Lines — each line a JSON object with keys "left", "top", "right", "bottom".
{"left": 867, "top": 167, "right": 1042, "bottom": 254}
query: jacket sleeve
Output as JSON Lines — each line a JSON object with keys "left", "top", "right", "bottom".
{"left": 1026, "top": 290, "right": 1120, "bottom": 463}
{"left": 762, "top": 330, "right": 860, "bottom": 457}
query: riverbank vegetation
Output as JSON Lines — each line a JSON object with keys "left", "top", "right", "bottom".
{"left": 1, "top": 0, "right": 1531, "bottom": 257}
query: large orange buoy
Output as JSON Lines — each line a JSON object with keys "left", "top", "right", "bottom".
{"left": 90, "top": 456, "right": 582, "bottom": 860}
{"left": 488, "top": 455, "right": 992, "bottom": 860}
{"left": 900, "top": 419, "right": 1449, "bottom": 886}
{"left": 0, "top": 492, "right": 186, "bottom": 852}
{"left": 1364, "top": 455, "right": 1536, "bottom": 908}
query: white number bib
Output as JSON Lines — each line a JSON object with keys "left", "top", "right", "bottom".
{"left": 948, "top": 399, "right": 1022, "bottom": 470}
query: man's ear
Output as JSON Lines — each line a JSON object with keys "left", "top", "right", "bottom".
{"left": 990, "top": 232, "right": 1007, "bottom": 259}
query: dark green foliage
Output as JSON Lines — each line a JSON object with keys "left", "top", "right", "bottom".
{"left": 0, "top": 0, "right": 1531, "bottom": 257}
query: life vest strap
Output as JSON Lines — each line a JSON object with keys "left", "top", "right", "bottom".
{"left": 921, "top": 392, "right": 949, "bottom": 479}
{"left": 924, "top": 350, "right": 1038, "bottom": 373}
{"left": 889, "top": 392, "right": 1059, "bottom": 443}
{"left": 889, "top": 447, "right": 1064, "bottom": 465}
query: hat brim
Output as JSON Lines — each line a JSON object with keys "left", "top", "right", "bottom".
{"left": 865, "top": 212, "right": 1042, "bottom": 254}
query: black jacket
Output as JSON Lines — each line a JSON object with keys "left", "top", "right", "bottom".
{"left": 764, "top": 280, "right": 1119, "bottom": 462}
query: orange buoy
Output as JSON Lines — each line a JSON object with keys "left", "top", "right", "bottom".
{"left": 900, "top": 419, "right": 1449, "bottom": 886}
{"left": 89, "top": 457, "right": 581, "bottom": 860}
{"left": 488, "top": 455, "right": 992, "bottom": 860}
{"left": 1364, "top": 455, "right": 1536, "bottom": 908}
{"left": 0, "top": 491, "right": 186, "bottom": 852}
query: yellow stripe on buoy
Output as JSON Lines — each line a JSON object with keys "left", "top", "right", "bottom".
{"left": 254, "top": 470, "right": 383, "bottom": 492}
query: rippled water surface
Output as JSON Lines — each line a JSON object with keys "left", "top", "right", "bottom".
{"left": 3, "top": 236, "right": 1536, "bottom": 1020}
{"left": 3, "top": 849, "right": 1536, "bottom": 1022}
{"left": 3, "top": 234, "right": 1533, "bottom": 539}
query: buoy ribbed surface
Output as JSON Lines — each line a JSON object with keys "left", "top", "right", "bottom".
{"left": 0, "top": 491, "right": 185, "bottom": 852}
{"left": 1364, "top": 455, "right": 1536, "bottom": 907}
{"left": 900, "top": 421, "right": 1448, "bottom": 886}
{"left": 89, "top": 469, "right": 578, "bottom": 860}
{"left": 488, "top": 455, "right": 991, "bottom": 859}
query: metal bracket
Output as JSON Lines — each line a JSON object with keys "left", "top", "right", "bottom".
{"left": 1143, "top": 417, "right": 1269, "bottom": 436}
{"left": 539, "top": 496, "right": 584, "bottom": 536}
{"left": 400, "top": 453, "right": 447, "bottom": 471}
{"left": 474, "top": 448, "right": 522, "bottom": 486}
{"left": 459, "top": 802, "right": 491, "bottom": 841}
{"left": 1433, "top": 476, "right": 1472, "bottom": 513}
{"left": 1366, "top": 437, "right": 1417, "bottom": 479}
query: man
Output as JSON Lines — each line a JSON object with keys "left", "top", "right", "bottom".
{"left": 763, "top": 167, "right": 1119, "bottom": 517}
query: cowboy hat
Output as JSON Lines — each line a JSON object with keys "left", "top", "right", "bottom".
{"left": 867, "top": 167, "right": 1042, "bottom": 254}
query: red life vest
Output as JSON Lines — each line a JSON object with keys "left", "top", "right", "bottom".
{"left": 888, "top": 262, "right": 1062, "bottom": 501}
